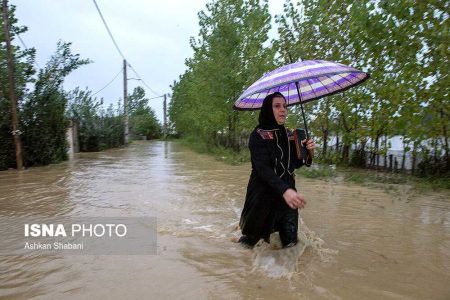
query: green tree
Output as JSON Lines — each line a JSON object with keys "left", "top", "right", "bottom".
{"left": 170, "top": 0, "right": 275, "bottom": 150}
{"left": 275, "top": 0, "right": 449, "bottom": 174}
{"left": 0, "top": 3, "right": 35, "bottom": 169}
{"left": 67, "top": 87, "right": 104, "bottom": 151}
{"left": 67, "top": 88, "right": 125, "bottom": 151}
{"left": 128, "top": 87, "right": 161, "bottom": 139}
{"left": 21, "top": 41, "right": 90, "bottom": 164}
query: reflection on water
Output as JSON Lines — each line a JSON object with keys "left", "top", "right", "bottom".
{"left": 0, "top": 141, "right": 449, "bottom": 299}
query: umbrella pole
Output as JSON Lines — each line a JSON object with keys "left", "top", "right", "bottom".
{"left": 295, "top": 82, "right": 309, "bottom": 138}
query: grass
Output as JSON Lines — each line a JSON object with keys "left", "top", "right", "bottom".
{"left": 334, "top": 167, "right": 449, "bottom": 191}
{"left": 296, "top": 165, "right": 337, "bottom": 179}
{"left": 175, "top": 136, "right": 250, "bottom": 165}
{"left": 172, "top": 137, "right": 449, "bottom": 191}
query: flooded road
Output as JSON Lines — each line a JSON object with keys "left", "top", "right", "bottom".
{"left": 0, "top": 141, "right": 449, "bottom": 299}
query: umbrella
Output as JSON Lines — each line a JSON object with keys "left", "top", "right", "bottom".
{"left": 233, "top": 60, "right": 369, "bottom": 137}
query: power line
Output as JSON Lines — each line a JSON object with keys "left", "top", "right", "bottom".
{"left": 127, "top": 63, "right": 159, "bottom": 96}
{"left": 92, "top": 0, "right": 160, "bottom": 97}
{"left": 15, "top": 33, "right": 41, "bottom": 69}
{"left": 92, "top": 68, "right": 123, "bottom": 96}
{"left": 148, "top": 94, "right": 165, "bottom": 100}
{"left": 92, "top": 0, "right": 125, "bottom": 60}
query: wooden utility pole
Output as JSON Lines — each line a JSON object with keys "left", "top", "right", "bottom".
{"left": 163, "top": 94, "right": 167, "bottom": 139}
{"left": 123, "top": 59, "right": 129, "bottom": 144}
{"left": 2, "top": 0, "right": 23, "bottom": 169}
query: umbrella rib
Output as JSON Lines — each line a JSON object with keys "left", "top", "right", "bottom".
{"left": 251, "top": 92, "right": 262, "bottom": 110}
{"left": 264, "top": 88, "right": 271, "bottom": 100}
{"left": 254, "top": 89, "right": 271, "bottom": 111}
{"left": 287, "top": 84, "right": 290, "bottom": 105}
{"left": 306, "top": 78, "right": 318, "bottom": 100}
{"left": 336, "top": 72, "right": 356, "bottom": 88}
{"left": 317, "top": 76, "right": 334, "bottom": 97}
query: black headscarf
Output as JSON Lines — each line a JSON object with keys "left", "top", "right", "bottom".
{"left": 258, "top": 92, "right": 290, "bottom": 168}
{"left": 258, "top": 92, "right": 286, "bottom": 131}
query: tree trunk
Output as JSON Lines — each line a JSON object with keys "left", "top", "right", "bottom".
{"left": 342, "top": 144, "right": 350, "bottom": 163}
{"left": 322, "top": 101, "right": 330, "bottom": 158}
{"left": 336, "top": 135, "right": 340, "bottom": 154}
{"left": 411, "top": 143, "right": 417, "bottom": 175}
{"left": 384, "top": 135, "right": 388, "bottom": 169}
{"left": 444, "top": 127, "right": 449, "bottom": 171}
{"left": 361, "top": 140, "right": 367, "bottom": 167}
{"left": 401, "top": 140, "right": 406, "bottom": 171}
{"left": 433, "top": 138, "right": 438, "bottom": 172}
{"left": 441, "top": 108, "right": 449, "bottom": 170}
{"left": 322, "top": 129, "right": 328, "bottom": 157}
{"left": 375, "top": 135, "right": 380, "bottom": 169}
{"left": 340, "top": 114, "right": 352, "bottom": 165}
{"left": 369, "top": 139, "right": 374, "bottom": 167}
{"left": 233, "top": 111, "right": 239, "bottom": 152}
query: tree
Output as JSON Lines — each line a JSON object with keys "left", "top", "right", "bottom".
{"left": 0, "top": 3, "right": 35, "bottom": 169}
{"left": 128, "top": 87, "right": 161, "bottom": 139}
{"left": 169, "top": 0, "right": 274, "bottom": 150}
{"left": 21, "top": 41, "right": 90, "bottom": 165}
{"left": 275, "top": 0, "right": 449, "bottom": 174}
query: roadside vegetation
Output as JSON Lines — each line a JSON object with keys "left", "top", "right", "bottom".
{"left": 169, "top": 0, "right": 448, "bottom": 183}
{"left": 0, "top": 4, "right": 160, "bottom": 170}
{"left": 175, "top": 137, "right": 449, "bottom": 191}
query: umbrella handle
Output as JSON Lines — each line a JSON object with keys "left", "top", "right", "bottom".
{"left": 305, "top": 138, "right": 314, "bottom": 167}
{"left": 295, "top": 82, "right": 309, "bottom": 138}
{"left": 293, "top": 130, "right": 313, "bottom": 167}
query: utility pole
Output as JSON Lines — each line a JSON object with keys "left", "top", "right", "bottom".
{"left": 2, "top": 0, "right": 23, "bottom": 169}
{"left": 163, "top": 94, "right": 167, "bottom": 139}
{"left": 123, "top": 59, "right": 129, "bottom": 144}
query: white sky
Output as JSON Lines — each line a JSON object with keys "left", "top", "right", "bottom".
{"left": 11, "top": 0, "right": 285, "bottom": 121}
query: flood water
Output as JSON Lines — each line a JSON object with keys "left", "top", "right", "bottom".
{"left": 0, "top": 141, "right": 449, "bottom": 299}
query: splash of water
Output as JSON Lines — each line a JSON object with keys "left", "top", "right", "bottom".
{"left": 251, "top": 216, "right": 337, "bottom": 278}
{"left": 252, "top": 237, "right": 307, "bottom": 278}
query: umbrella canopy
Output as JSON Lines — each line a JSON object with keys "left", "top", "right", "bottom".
{"left": 233, "top": 60, "right": 369, "bottom": 111}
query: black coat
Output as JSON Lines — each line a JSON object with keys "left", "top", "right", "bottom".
{"left": 239, "top": 126, "right": 304, "bottom": 240}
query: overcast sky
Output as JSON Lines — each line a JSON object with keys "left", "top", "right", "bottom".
{"left": 11, "top": 0, "right": 285, "bottom": 121}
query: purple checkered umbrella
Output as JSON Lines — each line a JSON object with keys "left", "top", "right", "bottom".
{"left": 233, "top": 60, "right": 369, "bottom": 136}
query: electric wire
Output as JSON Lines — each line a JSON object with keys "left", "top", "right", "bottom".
{"left": 148, "top": 94, "right": 165, "bottom": 100}
{"left": 127, "top": 63, "right": 159, "bottom": 96}
{"left": 92, "top": 0, "right": 161, "bottom": 97}
{"left": 92, "top": 68, "right": 123, "bottom": 96}
{"left": 16, "top": 33, "right": 41, "bottom": 69}
{"left": 92, "top": 0, "right": 126, "bottom": 60}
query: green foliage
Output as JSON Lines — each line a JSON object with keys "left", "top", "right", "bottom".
{"left": 275, "top": 0, "right": 449, "bottom": 174}
{"left": 67, "top": 86, "right": 161, "bottom": 151}
{"left": 128, "top": 87, "right": 161, "bottom": 139}
{"left": 2, "top": 0, "right": 447, "bottom": 180}
{"left": 349, "top": 148, "right": 367, "bottom": 168}
{"left": 1, "top": 4, "right": 89, "bottom": 169}
{"left": 67, "top": 88, "right": 124, "bottom": 151}
{"left": 169, "top": 0, "right": 275, "bottom": 150}
{"left": 0, "top": 4, "right": 36, "bottom": 170}
{"left": 20, "top": 41, "right": 89, "bottom": 166}
{"left": 21, "top": 87, "right": 69, "bottom": 165}
{"left": 168, "top": 0, "right": 448, "bottom": 178}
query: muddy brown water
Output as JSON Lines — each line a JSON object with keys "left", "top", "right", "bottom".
{"left": 0, "top": 141, "right": 449, "bottom": 299}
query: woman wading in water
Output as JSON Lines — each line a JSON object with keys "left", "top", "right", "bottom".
{"left": 239, "top": 92, "right": 315, "bottom": 248}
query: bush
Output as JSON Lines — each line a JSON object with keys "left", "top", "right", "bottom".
{"left": 349, "top": 148, "right": 367, "bottom": 168}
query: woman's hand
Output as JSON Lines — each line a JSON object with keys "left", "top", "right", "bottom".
{"left": 306, "top": 139, "right": 315, "bottom": 150}
{"left": 283, "top": 189, "right": 306, "bottom": 209}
